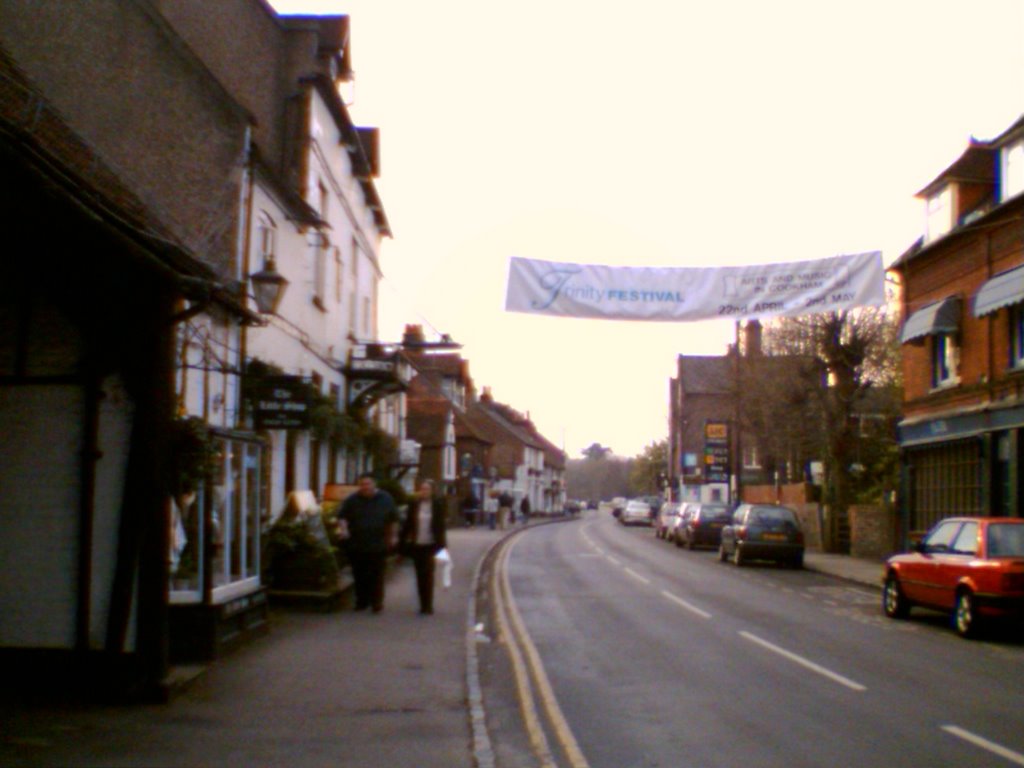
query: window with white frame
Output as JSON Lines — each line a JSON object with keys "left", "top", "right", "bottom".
{"left": 256, "top": 211, "right": 276, "bottom": 268}
{"left": 925, "top": 185, "right": 954, "bottom": 243}
{"left": 349, "top": 238, "right": 359, "bottom": 335}
{"left": 931, "top": 333, "right": 960, "bottom": 387}
{"left": 171, "top": 433, "right": 264, "bottom": 604}
{"left": 742, "top": 445, "right": 761, "bottom": 469}
{"left": 334, "top": 246, "right": 343, "bottom": 303}
{"left": 443, "top": 419, "right": 457, "bottom": 481}
{"left": 1011, "top": 304, "right": 1024, "bottom": 369}
{"left": 1002, "top": 139, "right": 1024, "bottom": 202}
{"left": 313, "top": 181, "right": 329, "bottom": 308}
{"left": 312, "top": 230, "right": 328, "bottom": 308}
{"left": 211, "top": 435, "right": 263, "bottom": 600}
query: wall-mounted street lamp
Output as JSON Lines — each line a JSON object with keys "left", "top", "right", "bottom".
{"left": 250, "top": 259, "right": 288, "bottom": 315}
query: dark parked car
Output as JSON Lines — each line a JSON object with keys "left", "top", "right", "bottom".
{"left": 719, "top": 504, "right": 804, "bottom": 568}
{"left": 677, "top": 502, "right": 731, "bottom": 549}
{"left": 883, "top": 517, "right": 1024, "bottom": 638}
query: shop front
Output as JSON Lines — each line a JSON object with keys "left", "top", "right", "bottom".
{"left": 169, "top": 429, "right": 269, "bottom": 662}
{"left": 900, "top": 405, "right": 1024, "bottom": 543}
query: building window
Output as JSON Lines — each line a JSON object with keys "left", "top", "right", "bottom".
{"left": 349, "top": 238, "right": 359, "bottom": 335}
{"left": 1002, "top": 139, "right": 1024, "bottom": 202}
{"left": 931, "top": 333, "right": 959, "bottom": 388}
{"left": 742, "top": 445, "right": 761, "bottom": 469}
{"left": 334, "top": 246, "right": 343, "bottom": 303}
{"left": 256, "top": 212, "right": 276, "bottom": 269}
{"left": 312, "top": 231, "right": 328, "bottom": 309}
{"left": 925, "top": 185, "right": 954, "bottom": 243}
{"left": 1011, "top": 304, "right": 1024, "bottom": 369}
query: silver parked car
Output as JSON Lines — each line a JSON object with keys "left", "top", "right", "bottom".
{"left": 619, "top": 499, "right": 652, "bottom": 526}
{"left": 655, "top": 501, "right": 683, "bottom": 539}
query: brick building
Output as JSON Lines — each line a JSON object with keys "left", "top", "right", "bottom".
{"left": 892, "top": 114, "right": 1024, "bottom": 538}
{"left": 669, "top": 321, "right": 820, "bottom": 504}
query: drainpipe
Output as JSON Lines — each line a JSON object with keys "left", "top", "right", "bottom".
{"left": 237, "top": 125, "right": 255, "bottom": 427}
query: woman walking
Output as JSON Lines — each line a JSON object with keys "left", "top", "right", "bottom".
{"left": 399, "top": 479, "right": 447, "bottom": 614}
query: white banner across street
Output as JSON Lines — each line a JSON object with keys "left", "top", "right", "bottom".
{"left": 504, "top": 251, "right": 885, "bottom": 322}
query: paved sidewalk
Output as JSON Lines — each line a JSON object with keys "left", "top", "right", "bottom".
{"left": 0, "top": 525, "right": 511, "bottom": 768}
{"left": 0, "top": 519, "right": 888, "bottom": 767}
{"left": 804, "top": 551, "right": 886, "bottom": 590}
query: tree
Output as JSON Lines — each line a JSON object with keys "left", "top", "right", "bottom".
{"left": 762, "top": 307, "right": 901, "bottom": 551}
{"left": 565, "top": 444, "right": 629, "bottom": 502}
{"left": 629, "top": 439, "right": 668, "bottom": 496}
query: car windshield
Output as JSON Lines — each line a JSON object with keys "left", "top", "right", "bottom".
{"left": 748, "top": 506, "right": 797, "bottom": 526}
{"left": 986, "top": 524, "right": 1024, "bottom": 557}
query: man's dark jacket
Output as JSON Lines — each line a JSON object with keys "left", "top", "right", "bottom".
{"left": 338, "top": 490, "right": 398, "bottom": 554}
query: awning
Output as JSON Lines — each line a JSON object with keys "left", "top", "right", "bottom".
{"left": 973, "top": 264, "right": 1024, "bottom": 317}
{"left": 901, "top": 297, "right": 960, "bottom": 344}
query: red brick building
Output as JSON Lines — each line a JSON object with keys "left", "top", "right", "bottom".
{"left": 892, "top": 114, "right": 1024, "bottom": 537}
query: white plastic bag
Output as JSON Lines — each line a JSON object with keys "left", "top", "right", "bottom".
{"left": 435, "top": 547, "right": 453, "bottom": 589}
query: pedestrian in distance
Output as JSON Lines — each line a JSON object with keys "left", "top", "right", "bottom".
{"left": 520, "top": 495, "right": 531, "bottom": 525}
{"left": 398, "top": 479, "right": 447, "bottom": 615}
{"left": 336, "top": 473, "right": 398, "bottom": 613}
{"left": 461, "top": 491, "right": 480, "bottom": 528}
{"left": 497, "top": 489, "right": 514, "bottom": 531}
{"left": 484, "top": 490, "right": 499, "bottom": 531}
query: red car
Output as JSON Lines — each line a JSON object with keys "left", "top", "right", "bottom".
{"left": 883, "top": 517, "right": 1024, "bottom": 638}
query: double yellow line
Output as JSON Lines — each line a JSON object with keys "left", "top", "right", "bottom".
{"left": 492, "top": 536, "right": 590, "bottom": 768}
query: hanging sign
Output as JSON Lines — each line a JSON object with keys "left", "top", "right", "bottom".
{"left": 505, "top": 251, "right": 884, "bottom": 322}
{"left": 252, "top": 375, "right": 310, "bottom": 430}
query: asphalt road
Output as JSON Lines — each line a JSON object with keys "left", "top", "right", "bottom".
{"left": 497, "top": 510, "right": 1024, "bottom": 768}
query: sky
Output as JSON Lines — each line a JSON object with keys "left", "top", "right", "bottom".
{"left": 269, "top": 0, "right": 1024, "bottom": 459}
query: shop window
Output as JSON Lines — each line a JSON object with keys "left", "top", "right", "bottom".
{"left": 211, "top": 436, "right": 263, "bottom": 601}
{"left": 169, "top": 433, "right": 264, "bottom": 604}
{"left": 909, "top": 440, "right": 982, "bottom": 533}
{"left": 931, "top": 333, "right": 959, "bottom": 388}
{"left": 170, "top": 491, "right": 204, "bottom": 604}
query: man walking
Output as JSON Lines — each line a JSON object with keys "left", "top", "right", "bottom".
{"left": 337, "top": 473, "right": 398, "bottom": 613}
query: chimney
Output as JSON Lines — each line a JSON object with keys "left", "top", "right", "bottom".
{"left": 744, "top": 319, "right": 762, "bottom": 357}
{"left": 403, "top": 324, "right": 425, "bottom": 347}
{"left": 480, "top": 386, "right": 493, "bottom": 404}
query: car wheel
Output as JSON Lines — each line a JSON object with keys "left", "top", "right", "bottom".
{"left": 954, "top": 590, "right": 980, "bottom": 638}
{"left": 882, "top": 574, "right": 910, "bottom": 619}
{"left": 790, "top": 553, "right": 803, "bottom": 570}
